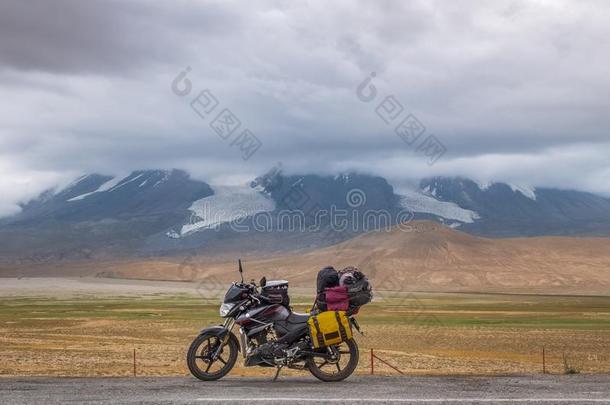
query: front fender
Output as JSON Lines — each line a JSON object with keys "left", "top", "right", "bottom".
{"left": 198, "top": 326, "right": 240, "bottom": 352}
{"left": 199, "top": 325, "right": 230, "bottom": 338}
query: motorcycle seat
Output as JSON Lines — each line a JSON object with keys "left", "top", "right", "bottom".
{"left": 287, "top": 312, "right": 310, "bottom": 324}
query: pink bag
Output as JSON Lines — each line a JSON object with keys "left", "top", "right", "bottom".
{"left": 325, "top": 286, "right": 349, "bottom": 311}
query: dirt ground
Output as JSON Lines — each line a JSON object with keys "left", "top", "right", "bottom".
{"left": 1, "top": 278, "right": 609, "bottom": 377}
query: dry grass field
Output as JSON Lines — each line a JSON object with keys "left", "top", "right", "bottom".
{"left": 1, "top": 280, "right": 609, "bottom": 377}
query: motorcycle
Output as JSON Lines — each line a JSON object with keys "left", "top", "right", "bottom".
{"left": 187, "top": 260, "right": 361, "bottom": 382}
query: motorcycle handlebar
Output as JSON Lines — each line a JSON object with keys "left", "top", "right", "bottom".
{"left": 253, "top": 293, "right": 272, "bottom": 303}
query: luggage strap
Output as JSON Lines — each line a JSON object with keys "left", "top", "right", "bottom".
{"left": 335, "top": 311, "right": 348, "bottom": 342}
{"left": 311, "top": 292, "right": 325, "bottom": 312}
{"left": 312, "top": 316, "right": 325, "bottom": 348}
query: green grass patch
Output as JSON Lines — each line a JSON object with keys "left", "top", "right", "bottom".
{"left": 1, "top": 292, "right": 609, "bottom": 330}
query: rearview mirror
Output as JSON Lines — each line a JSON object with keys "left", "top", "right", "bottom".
{"left": 238, "top": 258, "right": 244, "bottom": 283}
{"left": 260, "top": 276, "right": 266, "bottom": 288}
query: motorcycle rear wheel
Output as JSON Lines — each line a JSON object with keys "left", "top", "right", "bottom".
{"left": 187, "top": 330, "right": 238, "bottom": 381}
{"left": 307, "top": 339, "right": 359, "bottom": 382}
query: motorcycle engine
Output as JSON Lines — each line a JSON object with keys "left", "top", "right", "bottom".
{"left": 246, "top": 326, "right": 307, "bottom": 367}
{"left": 257, "top": 341, "right": 289, "bottom": 359}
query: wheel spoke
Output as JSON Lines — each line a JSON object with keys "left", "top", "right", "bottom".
{"left": 339, "top": 350, "right": 350, "bottom": 354}
{"left": 336, "top": 363, "right": 342, "bottom": 372}
{"left": 189, "top": 333, "right": 238, "bottom": 378}
{"left": 317, "top": 360, "right": 329, "bottom": 369}
{"left": 201, "top": 339, "right": 211, "bottom": 356}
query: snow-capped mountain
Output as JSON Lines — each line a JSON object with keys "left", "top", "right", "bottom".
{"left": 9, "top": 170, "right": 212, "bottom": 224}
{"left": 1, "top": 168, "right": 610, "bottom": 263}
{"left": 419, "top": 177, "right": 610, "bottom": 236}
{"left": 0, "top": 170, "right": 213, "bottom": 261}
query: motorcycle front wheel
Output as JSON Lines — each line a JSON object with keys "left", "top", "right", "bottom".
{"left": 307, "top": 339, "right": 359, "bottom": 382}
{"left": 187, "top": 330, "right": 239, "bottom": 381}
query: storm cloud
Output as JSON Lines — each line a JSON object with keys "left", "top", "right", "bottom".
{"left": 1, "top": 0, "right": 609, "bottom": 216}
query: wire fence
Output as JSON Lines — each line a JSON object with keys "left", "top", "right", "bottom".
{"left": 51, "top": 345, "right": 610, "bottom": 378}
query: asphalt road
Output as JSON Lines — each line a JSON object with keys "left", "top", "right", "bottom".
{"left": 1, "top": 375, "right": 610, "bottom": 404}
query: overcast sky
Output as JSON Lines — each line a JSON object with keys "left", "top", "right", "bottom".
{"left": 1, "top": 0, "right": 609, "bottom": 216}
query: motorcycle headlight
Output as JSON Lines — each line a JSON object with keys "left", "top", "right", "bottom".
{"left": 219, "top": 302, "right": 236, "bottom": 318}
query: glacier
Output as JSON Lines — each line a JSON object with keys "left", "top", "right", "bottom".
{"left": 180, "top": 185, "right": 276, "bottom": 236}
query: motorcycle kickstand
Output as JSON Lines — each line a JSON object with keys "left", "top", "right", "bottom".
{"left": 272, "top": 365, "right": 283, "bottom": 382}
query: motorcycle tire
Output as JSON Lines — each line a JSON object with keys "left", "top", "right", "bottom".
{"left": 187, "top": 330, "right": 239, "bottom": 381}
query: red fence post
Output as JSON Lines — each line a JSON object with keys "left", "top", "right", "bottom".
{"left": 371, "top": 350, "right": 405, "bottom": 375}
{"left": 133, "top": 348, "right": 137, "bottom": 377}
{"left": 371, "top": 348, "right": 374, "bottom": 375}
{"left": 542, "top": 347, "right": 546, "bottom": 374}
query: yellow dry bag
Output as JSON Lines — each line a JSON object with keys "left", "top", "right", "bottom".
{"left": 308, "top": 310, "right": 353, "bottom": 349}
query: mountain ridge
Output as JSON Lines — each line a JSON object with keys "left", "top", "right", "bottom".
{"left": 1, "top": 168, "right": 610, "bottom": 263}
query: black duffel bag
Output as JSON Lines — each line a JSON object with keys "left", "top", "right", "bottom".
{"left": 339, "top": 266, "right": 372, "bottom": 310}
{"left": 315, "top": 266, "right": 339, "bottom": 311}
{"left": 347, "top": 277, "right": 372, "bottom": 308}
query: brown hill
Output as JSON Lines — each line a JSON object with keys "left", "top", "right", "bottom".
{"left": 247, "top": 221, "right": 610, "bottom": 295}
{"left": 3, "top": 221, "right": 610, "bottom": 295}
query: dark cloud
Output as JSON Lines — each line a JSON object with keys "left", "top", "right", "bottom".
{"left": 0, "top": 0, "right": 240, "bottom": 74}
{"left": 0, "top": 0, "right": 609, "bottom": 216}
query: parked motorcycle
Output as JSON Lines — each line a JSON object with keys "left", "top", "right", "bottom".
{"left": 187, "top": 260, "right": 361, "bottom": 382}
